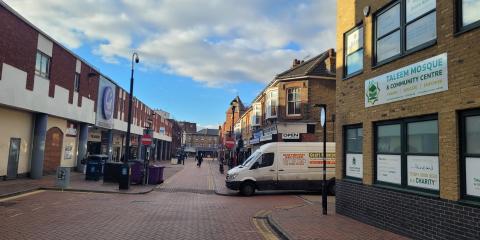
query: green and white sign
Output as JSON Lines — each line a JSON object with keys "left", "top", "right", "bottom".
{"left": 365, "top": 53, "right": 448, "bottom": 108}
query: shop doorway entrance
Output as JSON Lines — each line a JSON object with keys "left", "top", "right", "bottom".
{"left": 44, "top": 127, "right": 63, "bottom": 175}
{"left": 6, "top": 138, "right": 21, "bottom": 179}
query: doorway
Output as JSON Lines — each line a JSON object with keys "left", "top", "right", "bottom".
{"left": 6, "top": 138, "right": 21, "bottom": 180}
{"left": 44, "top": 127, "right": 63, "bottom": 175}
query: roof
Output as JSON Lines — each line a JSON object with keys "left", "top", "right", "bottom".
{"left": 275, "top": 49, "right": 335, "bottom": 79}
{"left": 196, "top": 128, "right": 220, "bottom": 136}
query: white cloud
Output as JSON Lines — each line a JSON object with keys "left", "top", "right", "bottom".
{"left": 4, "top": 0, "right": 336, "bottom": 86}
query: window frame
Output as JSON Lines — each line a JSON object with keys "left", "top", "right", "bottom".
{"left": 251, "top": 103, "right": 261, "bottom": 126}
{"left": 286, "top": 88, "right": 301, "bottom": 116}
{"left": 35, "top": 50, "right": 51, "bottom": 79}
{"left": 259, "top": 152, "right": 275, "bottom": 168}
{"left": 343, "top": 124, "right": 363, "bottom": 181}
{"left": 460, "top": 109, "right": 480, "bottom": 202}
{"left": 74, "top": 73, "right": 80, "bottom": 92}
{"left": 373, "top": 114, "right": 439, "bottom": 194}
{"left": 456, "top": 0, "right": 480, "bottom": 34}
{"left": 343, "top": 23, "right": 364, "bottom": 79}
{"left": 265, "top": 89, "right": 278, "bottom": 119}
{"left": 373, "top": 0, "right": 437, "bottom": 67}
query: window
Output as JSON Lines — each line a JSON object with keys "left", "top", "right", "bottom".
{"left": 344, "top": 24, "right": 364, "bottom": 77}
{"left": 375, "top": 116, "right": 439, "bottom": 192}
{"left": 457, "top": 0, "right": 480, "bottom": 32}
{"left": 74, "top": 73, "right": 80, "bottom": 92}
{"left": 266, "top": 90, "right": 278, "bottom": 118}
{"left": 460, "top": 109, "right": 480, "bottom": 201}
{"left": 251, "top": 103, "right": 261, "bottom": 126}
{"left": 344, "top": 125, "right": 363, "bottom": 179}
{"left": 260, "top": 153, "right": 274, "bottom": 168}
{"left": 374, "top": 0, "right": 436, "bottom": 65}
{"left": 35, "top": 51, "right": 51, "bottom": 79}
{"left": 287, "top": 88, "right": 301, "bottom": 116}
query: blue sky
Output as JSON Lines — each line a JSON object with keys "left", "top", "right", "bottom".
{"left": 5, "top": 0, "right": 336, "bottom": 128}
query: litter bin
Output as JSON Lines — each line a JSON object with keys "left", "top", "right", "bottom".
{"left": 103, "top": 162, "right": 122, "bottom": 183}
{"left": 158, "top": 166, "right": 165, "bottom": 184}
{"left": 85, "top": 160, "right": 101, "bottom": 181}
{"left": 130, "top": 160, "right": 144, "bottom": 184}
{"left": 118, "top": 163, "right": 130, "bottom": 190}
{"left": 56, "top": 167, "right": 70, "bottom": 188}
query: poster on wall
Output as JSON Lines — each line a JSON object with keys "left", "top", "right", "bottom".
{"left": 407, "top": 155, "right": 439, "bottom": 190}
{"left": 466, "top": 157, "right": 480, "bottom": 197}
{"left": 64, "top": 144, "right": 73, "bottom": 159}
{"left": 346, "top": 153, "right": 363, "bottom": 179}
{"left": 377, "top": 154, "right": 401, "bottom": 184}
{"left": 96, "top": 76, "right": 116, "bottom": 129}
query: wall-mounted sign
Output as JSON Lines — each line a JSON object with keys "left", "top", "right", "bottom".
{"left": 282, "top": 133, "right": 300, "bottom": 140}
{"left": 96, "top": 76, "right": 116, "bottom": 129}
{"left": 260, "top": 134, "right": 272, "bottom": 142}
{"left": 66, "top": 121, "right": 77, "bottom": 137}
{"left": 64, "top": 144, "right": 73, "bottom": 159}
{"left": 466, "top": 157, "right": 480, "bottom": 197}
{"left": 377, "top": 154, "right": 401, "bottom": 184}
{"left": 346, "top": 153, "right": 363, "bottom": 179}
{"left": 253, "top": 131, "right": 263, "bottom": 139}
{"left": 407, "top": 155, "right": 439, "bottom": 190}
{"left": 250, "top": 138, "right": 260, "bottom": 145}
{"left": 263, "top": 125, "right": 277, "bottom": 136}
{"left": 88, "top": 131, "right": 101, "bottom": 142}
{"left": 365, "top": 53, "right": 448, "bottom": 108}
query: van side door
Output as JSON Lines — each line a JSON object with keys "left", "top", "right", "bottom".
{"left": 252, "top": 152, "right": 277, "bottom": 190}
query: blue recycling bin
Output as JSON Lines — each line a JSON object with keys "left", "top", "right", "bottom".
{"left": 85, "top": 160, "right": 101, "bottom": 181}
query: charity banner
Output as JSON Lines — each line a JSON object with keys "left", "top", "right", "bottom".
{"left": 346, "top": 153, "right": 363, "bottom": 179}
{"left": 377, "top": 154, "right": 401, "bottom": 184}
{"left": 407, "top": 155, "right": 439, "bottom": 190}
{"left": 466, "top": 157, "right": 480, "bottom": 197}
{"left": 365, "top": 53, "right": 448, "bottom": 107}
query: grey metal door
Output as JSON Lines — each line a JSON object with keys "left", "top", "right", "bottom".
{"left": 7, "top": 138, "right": 21, "bottom": 180}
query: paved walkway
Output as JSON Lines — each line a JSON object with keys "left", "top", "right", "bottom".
{"left": 0, "top": 160, "right": 183, "bottom": 197}
{"left": 208, "top": 159, "right": 408, "bottom": 240}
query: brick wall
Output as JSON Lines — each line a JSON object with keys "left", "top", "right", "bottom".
{"left": 50, "top": 44, "right": 76, "bottom": 101}
{"left": 337, "top": 181, "right": 480, "bottom": 240}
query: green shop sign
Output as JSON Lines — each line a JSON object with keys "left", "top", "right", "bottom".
{"left": 365, "top": 53, "right": 448, "bottom": 108}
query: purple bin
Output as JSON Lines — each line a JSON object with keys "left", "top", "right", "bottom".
{"left": 130, "top": 162, "right": 144, "bottom": 184}
{"left": 148, "top": 165, "right": 165, "bottom": 185}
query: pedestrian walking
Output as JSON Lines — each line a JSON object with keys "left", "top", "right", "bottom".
{"left": 197, "top": 153, "right": 203, "bottom": 167}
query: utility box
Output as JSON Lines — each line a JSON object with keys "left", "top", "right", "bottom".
{"left": 56, "top": 167, "right": 70, "bottom": 189}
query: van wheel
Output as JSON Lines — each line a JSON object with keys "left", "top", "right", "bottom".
{"left": 240, "top": 182, "right": 255, "bottom": 196}
{"left": 327, "top": 179, "right": 336, "bottom": 196}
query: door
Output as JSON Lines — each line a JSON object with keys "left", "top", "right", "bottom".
{"left": 252, "top": 152, "right": 277, "bottom": 190}
{"left": 44, "top": 127, "right": 63, "bottom": 175}
{"left": 6, "top": 138, "right": 21, "bottom": 180}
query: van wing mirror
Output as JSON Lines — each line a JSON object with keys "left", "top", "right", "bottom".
{"left": 251, "top": 162, "right": 259, "bottom": 170}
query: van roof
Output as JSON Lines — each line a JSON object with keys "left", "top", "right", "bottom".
{"left": 259, "top": 142, "right": 335, "bottom": 152}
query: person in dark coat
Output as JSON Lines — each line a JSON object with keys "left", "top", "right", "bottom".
{"left": 197, "top": 153, "right": 203, "bottom": 167}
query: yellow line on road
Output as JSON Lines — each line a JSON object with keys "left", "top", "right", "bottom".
{"left": 0, "top": 190, "right": 45, "bottom": 202}
{"left": 252, "top": 210, "right": 279, "bottom": 240}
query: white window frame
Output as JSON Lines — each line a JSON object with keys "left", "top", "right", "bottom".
{"left": 35, "top": 51, "right": 51, "bottom": 79}
{"left": 74, "top": 73, "right": 80, "bottom": 92}
{"left": 251, "top": 103, "right": 261, "bottom": 126}
{"left": 287, "top": 88, "right": 301, "bottom": 116}
{"left": 266, "top": 89, "right": 278, "bottom": 119}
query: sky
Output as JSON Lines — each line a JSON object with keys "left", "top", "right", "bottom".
{"left": 4, "top": 0, "right": 336, "bottom": 129}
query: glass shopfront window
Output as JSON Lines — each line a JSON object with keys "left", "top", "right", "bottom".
{"left": 461, "top": 110, "right": 480, "bottom": 200}
{"left": 375, "top": 116, "right": 439, "bottom": 192}
{"left": 344, "top": 125, "right": 363, "bottom": 179}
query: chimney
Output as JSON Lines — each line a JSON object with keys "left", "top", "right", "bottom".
{"left": 325, "top": 48, "right": 336, "bottom": 73}
{"left": 292, "top": 59, "right": 301, "bottom": 68}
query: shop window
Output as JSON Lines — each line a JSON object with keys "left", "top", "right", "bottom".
{"left": 375, "top": 116, "right": 439, "bottom": 192}
{"left": 461, "top": 110, "right": 480, "bottom": 201}
{"left": 344, "top": 125, "right": 363, "bottom": 179}
{"left": 287, "top": 88, "right": 301, "bottom": 116}
{"left": 374, "top": 0, "right": 436, "bottom": 65}
{"left": 344, "top": 24, "right": 364, "bottom": 77}
{"left": 457, "top": 0, "right": 480, "bottom": 33}
{"left": 74, "top": 73, "right": 80, "bottom": 92}
{"left": 35, "top": 51, "right": 51, "bottom": 79}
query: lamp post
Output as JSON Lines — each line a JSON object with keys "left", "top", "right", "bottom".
{"left": 120, "top": 52, "right": 139, "bottom": 190}
{"left": 315, "top": 103, "right": 328, "bottom": 215}
{"left": 230, "top": 99, "right": 238, "bottom": 166}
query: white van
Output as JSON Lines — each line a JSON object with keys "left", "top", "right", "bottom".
{"left": 226, "top": 142, "right": 336, "bottom": 196}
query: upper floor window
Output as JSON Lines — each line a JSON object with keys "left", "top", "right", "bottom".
{"left": 457, "top": 0, "right": 480, "bottom": 32}
{"left": 35, "top": 51, "right": 51, "bottom": 79}
{"left": 344, "top": 25, "right": 364, "bottom": 77}
{"left": 287, "top": 88, "right": 301, "bottom": 116}
{"left": 266, "top": 90, "right": 278, "bottom": 119}
{"left": 74, "top": 73, "right": 80, "bottom": 92}
{"left": 374, "top": 0, "right": 436, "bottom": 65}
{"left": 252, "top": 104, "right": 261, "bottom": 126}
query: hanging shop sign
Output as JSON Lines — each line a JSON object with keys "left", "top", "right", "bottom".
{"left": 66, "top": 121, "right": 78, "bottom": 137}
{"left": 365, "top": 53, "right": 448, "bottom": 108}
{"left": 466, "top": 157, "right": 480, "bottom": 197}
{"left": 346, "top": 153, "right": 363, "bottom": 179}
{"left": 377, "top": 154, "right": 402, "bottom": 184}
{"left": 407, "top": 155, "right": 439, "bottom": 190}
{"left": 282, "top": 133, "right": 300, "bottom": 140}
{"left": 96, "top": 76, "right": 116, "bottom": 129}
